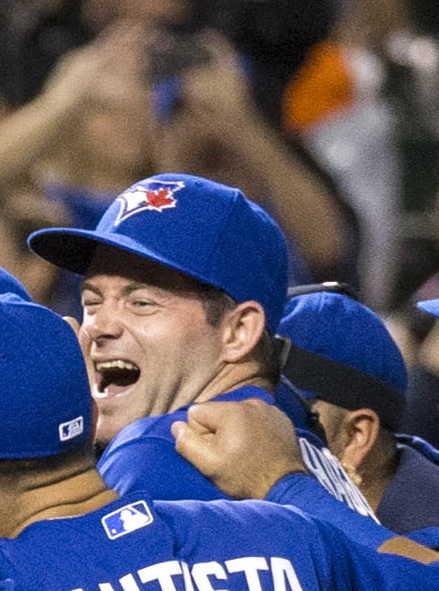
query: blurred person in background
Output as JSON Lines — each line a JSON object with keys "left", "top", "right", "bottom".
{"left": 130, "top": 0, "right": 362, "bottom": 287}
{"left": 0, "top": 183, "right": 67, "bottom": 307}
{"left": 2, "top": 0, "right": 359, "bottom": 308}
{"left": 283, "top": 0, "right": 439, "bottom": 314}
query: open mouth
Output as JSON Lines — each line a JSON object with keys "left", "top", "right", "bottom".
{"left": 94, "top": 360, "right": 140, "bottom": 398}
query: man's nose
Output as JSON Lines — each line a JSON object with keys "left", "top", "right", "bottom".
{"left": 82, "top": 303, "right": 124, "bottom": 343}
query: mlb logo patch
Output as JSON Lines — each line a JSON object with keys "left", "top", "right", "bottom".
{"left": 114, "top": 180, "right": 184, "bottom": 225}
{"left": 59, "top": 416, "right": 84, "bottom": 442}
{"left": 102, "top": 501, "right": 154, "bottom": 540}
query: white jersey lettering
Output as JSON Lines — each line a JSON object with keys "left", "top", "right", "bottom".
{"left": 138, "top": 560, "right": 183, "bottom": 590}
{"left": 192, "top": 561, "right": 228, "bottom": 591}
{"left": 299, "top": 438, "right": 378, "bottom": 521}
{"left": 271, "top": 558, "right": 304, "bottom": 591}
{"left": 225, "top": 557, "right": 268, "bottom": 591}
{"left": 70, "top": 556, "right": 308, "bottom": 591}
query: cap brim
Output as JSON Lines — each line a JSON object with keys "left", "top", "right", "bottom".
{"left": 28, "top": 227, "right": 225, "bottom": 292}
{"left": 416, "top": 299, "right": 439, "bottom": 318}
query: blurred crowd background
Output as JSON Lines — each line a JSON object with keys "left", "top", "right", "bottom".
{"left": 1, "top": 0, "right": 439, "bottom": 446}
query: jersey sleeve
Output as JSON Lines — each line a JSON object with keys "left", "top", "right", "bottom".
{"left": 266, "top": 473, "right": 395, "bottom": 549}
{"left": 98, "top": 437, "right": 230, "bottom": 501}
{"left": 158, "top": 496, "right": 438, "bottom": 591}
{"left": 312, "top": 513, "right": 439, "bottom": 590}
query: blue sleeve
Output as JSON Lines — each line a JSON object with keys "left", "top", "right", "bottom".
{"left": 405, "top": 527, "right": 439, "bottom": 550}
{"left": 158, "top": 497, "right": 438, "bottom": 590}
{"left": 314, "top": 518, "right": 439, "bottom": 589}
{"left": 266, "top": 473, "right": 395, "bottom": 549}
{"left": 98, "top": 438, "right": 230, "bottom": 501}
{"left": 0, "top": 581, "right": 14, "bottom": 591}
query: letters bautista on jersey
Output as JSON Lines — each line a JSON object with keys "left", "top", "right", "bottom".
{"left": 70, "top": 556, "right": 305, "bottom": 591}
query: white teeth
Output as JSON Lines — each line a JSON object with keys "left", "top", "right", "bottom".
{"left": 93, "top": 384, "right": 109, "bottom": 399}
{"left": 95, "top": 360, "right": 138, "bottom": 371}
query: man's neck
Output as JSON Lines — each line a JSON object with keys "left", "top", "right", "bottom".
{"left": 171, "top": 362, "right": 274, "bottom": 412}
{"left": 358, "top": 447, "right": 399, "bottom": 512}
{"left": 0, "top": 465, "right": 118, "bottom": 538}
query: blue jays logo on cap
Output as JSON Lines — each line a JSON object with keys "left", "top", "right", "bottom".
{"left": 102, "top": 501, "right": 154, "bottom": 540}
{"left": 115, "top": 180, "right": 185, "bottom": 225}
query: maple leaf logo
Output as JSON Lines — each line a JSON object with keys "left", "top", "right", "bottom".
{"left": 114, "top": 181, "right": 183, "bottom": 225}
{"left": 144, "top": 188, "right": 176, "bottom": 211}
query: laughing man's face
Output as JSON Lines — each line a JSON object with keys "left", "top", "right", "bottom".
{"left": 79, "top": 245, "right": 226, "bottom": 448}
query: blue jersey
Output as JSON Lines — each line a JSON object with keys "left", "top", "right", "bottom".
{"left": 0, "top": 491, "right": 436, "bottom": 591}
{"left": 98, "top": 387, "right": 272, "bottom": 501}
{"left": 98, "top": 386, "right": 375, "bottom": 521}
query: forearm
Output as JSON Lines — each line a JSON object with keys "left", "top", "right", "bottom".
{"left": 227, "top": 109, "right": 347, "bottom": 270}
{"left": 0, "top": 86, "right": 80, "bottom": 184}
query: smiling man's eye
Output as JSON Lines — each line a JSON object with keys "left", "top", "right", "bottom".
{"left": 81, "top": 294, "right": 101, "bottom": 309}
{"left": 126, "top": 297, "right": 158, "bottom": 314}
{"left": 82, "top": 298, "right": 100, "bottom": 307}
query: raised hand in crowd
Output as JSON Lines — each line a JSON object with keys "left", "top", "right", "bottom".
{"left": 0, "top": 20, "right": 150, "bottom": 187}
{"left": 151, "top": 31, "right": 348, "bottom": 278}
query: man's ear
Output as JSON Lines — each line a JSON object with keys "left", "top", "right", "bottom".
{"left": 340, "top": 408, "right": 380, "bottom": 469}
{"left": 221, "top": 301, "right": 266, "bottom": 363}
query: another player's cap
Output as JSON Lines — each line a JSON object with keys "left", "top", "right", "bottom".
{"left": 416, "top": 298, "right": 439, "bottom": 318}
{"left": 0, "top": 267, "right": 31, "bottom": 301}
{"left": 0, "top": 294, "right": 93, "bottom": 459}
{"left": 277, "top": 289, "right": 407, "bottom": 430}
{"left": 28, "top": 174, "right": 288, "bottom": 332}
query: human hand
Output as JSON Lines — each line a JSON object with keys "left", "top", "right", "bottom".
{"left": 171, "top": 399, "right": 306, "bottom": 499}
{"left": 43, "top": 20, "right": 150, "bottom": 114}
{"left": 180, "top": 31, "right": 254, "bottom": 119}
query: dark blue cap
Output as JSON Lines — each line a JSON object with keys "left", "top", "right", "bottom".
{"left": 28, "top": 174, "right": 288, "bottom": 332}
{"left": 0, "top": 294, "right": 93, "bottom": 458}
{"left": 277, "top": 291, "right": 407, "bottom": 430}
{"left": 0, "top": 268, "right": 31, "bottom": 301}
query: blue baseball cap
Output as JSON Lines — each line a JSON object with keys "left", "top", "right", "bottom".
{"left": 0, "top": 294, "right": 93, "bottom": 459}
{"left": 277, "top": 290, "right": 407, "bottom": 430}
{"left": 28, "top": 174, "right": 288, "bottom": 332}
{"left": 0, "top": 268, "right": 31, "bottom": 301}
{"left": 417, "top": 298, "right": 439, "bottom": 318}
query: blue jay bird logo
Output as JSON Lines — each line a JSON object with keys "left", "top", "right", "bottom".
{"left": 115, "top": 181, "right": 185, "bottom": 225}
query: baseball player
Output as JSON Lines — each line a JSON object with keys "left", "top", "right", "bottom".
{"left": 27, "top": 173, "right": 391, "bottom": 537}
{"left": 26, "top": 173, "right": 369, "bottom": 509}
{"left": 275, "top": 285, "right": 439, "bottom": 549}
{"left": 28, "top": 173, "right": 289, "bottom": 496}
{"left": 0, "top": 291, "right": 437, "bottom": 590}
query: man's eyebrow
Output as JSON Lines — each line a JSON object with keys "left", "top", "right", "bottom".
{"left": 80, "top": 280, "right": 100, "bottom": 295}
{"left": 80, "top": 280, "right": 161, "bottom": 297}
{"left": 121, "top": 282, "right": 152, "bottom": 296}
